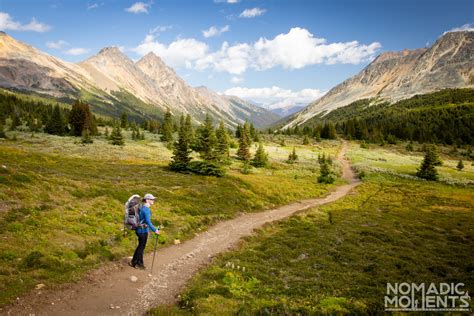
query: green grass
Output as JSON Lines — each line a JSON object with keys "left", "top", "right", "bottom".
{"left": 150, "top": 144, "right": 474, "bottom": 315}
{"left": 0, "top": 132, "right": 337, "bottom": 306}
{"left": 348, "top": 141, "right": 474, "bottom": 185}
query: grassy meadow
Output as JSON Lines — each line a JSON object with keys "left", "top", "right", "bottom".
{"left": 151, "top": 141, "right": 474, "bottom": 314}
{"left": 0, "top": 130, "right": 338, "bottom": 306}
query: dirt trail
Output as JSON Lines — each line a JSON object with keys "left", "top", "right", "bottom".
{"left": 4, "top": 141, "right": 360, "bottom": 316}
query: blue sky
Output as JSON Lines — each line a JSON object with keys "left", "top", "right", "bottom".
{"left": 0, "top": 0, "right": 472, "bottom": 108}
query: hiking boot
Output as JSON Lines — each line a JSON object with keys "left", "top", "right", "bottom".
{"left": 136, "top": 264, "right": 146, "bottom": 270}
{"left": 128, "top": 262, "right": 136, "bottom": 269}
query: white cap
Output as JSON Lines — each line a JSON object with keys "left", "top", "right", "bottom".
{"left": 143, "top": 193, "right": 156, "bottom": 200}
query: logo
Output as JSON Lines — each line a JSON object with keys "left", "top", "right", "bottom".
{"left": 384, "top": 282, "right": 471, "bottom": 312}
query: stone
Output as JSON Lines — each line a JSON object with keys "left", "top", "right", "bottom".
{"left": 130, "top": 275, "right": 138, "bottom": 282}
{"left": 35, "top": 284, "right": 45, "bottom": 290}
{"left": 174, "top": 239, "right": 181, "bottom": 245}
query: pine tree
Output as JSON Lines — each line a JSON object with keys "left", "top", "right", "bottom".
{"left": 81, "top": 129, "right": 93, "bottom": 144}
{"left": 160, "top": 109, "right": 173, "bottom": 142}
{"left": 303, "top": 135, "right": 309, "bottom": 145}
{"left": 406, "top": 141, "right": 414, "bottom": 152}
{"left": 195, "top": 114, "right": 217, "bottom": 162}
{"left": 170, "top": 115, "right": 193, "bottom": 171}
{"left": 251, "top": 142, "right": 269, "bottom": 168}
{"left": 44, "top": 105, "right": 66, "bottom": 135}
{"left": 0, "top": 121, "right": 6, "bottom": 138}
{"left": 416, "top": 146, "right": 440, "bottom": 181}
{"left": 69, "top": 100, "right": 97, "bottom": 136}
{"left": 120, "top": 112, "right": 128, "bottom": 129}
{"left": 287, "top": 147, "right": 298, "bottom": 163}
{"left": 110, "top": 123, "right": 125, "bottom": 146}
{"left": 318, "top": 154, "right": 335, "bottom": 184}
{"left": 104, "top": 127, "right": 109, "bottom": 138}
{"left": 10, "top": 112, "right": 20, "bottom": 131}
{"left": 215, "top": 120, "right": 230, "bottom": 162}
{"left": 237, "top": 122, "right": 251, "bottom": 161}
{"left": 457, "top": 160, "right": 464, "bottom": 171}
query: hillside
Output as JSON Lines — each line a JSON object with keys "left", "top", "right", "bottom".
{"left": 282, "top": 31, "right": 474, "bottom": 128}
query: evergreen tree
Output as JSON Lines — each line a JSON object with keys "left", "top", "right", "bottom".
{"left": 287, "top": 147, "right": 298, "bottom": 163}
{"left": 251, "top": 142, "right": 269, "bottom": 168}
{"left": 303, "top": 135, "right": 309, "bottom": 145}
{"left": 120, "top": 112, "right": 128, "bottom": 129}
{"left": 69, "top": 100, "right": 97, "bottom": 136}
{"left": 195, "top": 114, "right": 217, "bottom": 162}
{"left": 416, "top": 146, "right": 440, "bottom": 181}
{"left": 235, "top": 124, "right": 242, "bottom": 139}
{"left": 0, "top": 121, "right": 6, "bottom": 138}
{"left": 104, "top": 127, "right": 109, "bottom": 138}
{"left": 406, "top": 141, "right": 414, "bottom": 152}
{"left": 160, "top": 109, "right": 173, "bottom": 142}
{"left": 318, "top": 154, "right": 335, "bottom": 184}
{"left": 170, "top": 115, "right": 193, "bottom": 171}
{"left": 10, "top": 112, "right": 20, "bottom": 131}
{"left": 110, "top": 123, "right": 125, "bottom": 146}
{"left": 44, "top": 105, "right": 66, "bottom": 135}
{"left": 81, "top": 129, "right": 93, "bottom": 144}
{"left": 237, "top": 122, "right": 251, "bottom": 161}
{"left": 457, "top": 159, "right": 464, "bottom": 171}
{"left": 184, "top": 114, "right": 194, "bottom": 147}
{"left": 321, "top": 122, "right": 337, "bottom": 139}
{"left": 215, "top": 120, "right": 230, "bottom": 162}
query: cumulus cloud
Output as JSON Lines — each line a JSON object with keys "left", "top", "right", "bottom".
{"left": 443, "top": 23, "right": 474, "bottom": 35}
{"left": 202, "top": 25, "right": 229, "bottom": 38}
{"left": 46, "top": 40, "right": 68, "bottom": 49}
{"left": 239, "top": 7, "right": 266, "bottom": 18}
{"left": 132, "top": 27, "right": 380, "bottom": 74}
{"left": 0, "top": 12, "right": 51, "bottom": 32}
{"left": 125, "top": 2, "right": 151, "bottom": 14}
{"left": 225, "top": 86, "right": 325, "bottom": 109}
{"left": 64, "top": 47, "right": 90, "bottom": 55}
{"left": 196, "top": 27, "right": 381, "bottom": 74}
{"left": 132, "top": 33, "right": 209, "bottom": 68}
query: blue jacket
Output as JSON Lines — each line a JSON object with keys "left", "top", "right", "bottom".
{"left": 136, "top": 205, "right": 158, "bottom": 234}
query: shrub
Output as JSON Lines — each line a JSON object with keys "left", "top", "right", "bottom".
{"left": 187, "top": 161, "right": 225, "bottom": 177}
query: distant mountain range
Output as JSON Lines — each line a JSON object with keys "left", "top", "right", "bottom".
{"left": 282, "top": 30, "right": 474, "bottom": 128}
{"left": 0, "top": 31, "right": 279, "bottom": 128}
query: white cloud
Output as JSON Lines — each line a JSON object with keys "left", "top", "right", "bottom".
{"left": 132, "top": 27, "right": 380, "bottom": 74}
{"left": 149, "top": 25, "right": 172, "bottom": 34}
{"left": 239, "top": 7, "right": 266, "bottom": 18}
{"left": 443, "top": 23, "right": 474, "bottom": 35}
{"left": 46, "top": 40, "right": 68, "bottom": 49}
{"left": 125, "top": 2, "right": 151, "bottom": 14}
{"left": 87, "top": 3, "right": 104, "bottom": 10}
{"left": 0, "top": 12, "right": 51, "bottom": 32}
{"left": 132, "top": 33, "right": 209, "bottom": 68}
{"left": 225, "top": 86, "right": 325, "bottom": 109}
{"left": 64, "top": 47, "right": 90, "bottom": 55}
{"left": 195, "top": 27, "right": 381, "bottom": 74}
{"left": 230, "top": 76, "right": 243, "bottom": 84}
{"left": 214, "top": 0, "right": 240, "bottom": 3}
{"left": 202, "top": 25, "right": 229, "bottom": 38}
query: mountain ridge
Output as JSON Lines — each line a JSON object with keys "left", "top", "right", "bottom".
{"left": 282, "top": 30, "right": 474, "bottom": 128}
{"left": 0, "top": 33, "right": 278, "bottom": 128}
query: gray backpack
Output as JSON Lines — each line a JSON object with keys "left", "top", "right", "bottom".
{"left": 124, "top": 195, "right": 147, "bottom": 230}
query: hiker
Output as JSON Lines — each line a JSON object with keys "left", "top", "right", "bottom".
{"left": 129, "top": 193, "right": 160, "bottom": 269}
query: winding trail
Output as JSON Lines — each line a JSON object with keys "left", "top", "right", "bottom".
{"left": 5, "top": 141, "right": 360, "bottom": 316}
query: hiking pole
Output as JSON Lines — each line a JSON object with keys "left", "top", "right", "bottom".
{"left": 151, "top": 233, "right": 159, "bottom": 274}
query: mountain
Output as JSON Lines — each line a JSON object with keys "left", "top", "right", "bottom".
{"left": 282, "top": 30, "right": 474, "bottom": 128}
{"left": 0, "top": 32, "right": 278, "bottom": 128}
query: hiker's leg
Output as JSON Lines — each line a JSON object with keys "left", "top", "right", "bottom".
{"left": 131, "top": 231, "right": 141, "bottom": 265}
{"left": 136, "top": 232, "right": 148, "bottom": 266}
